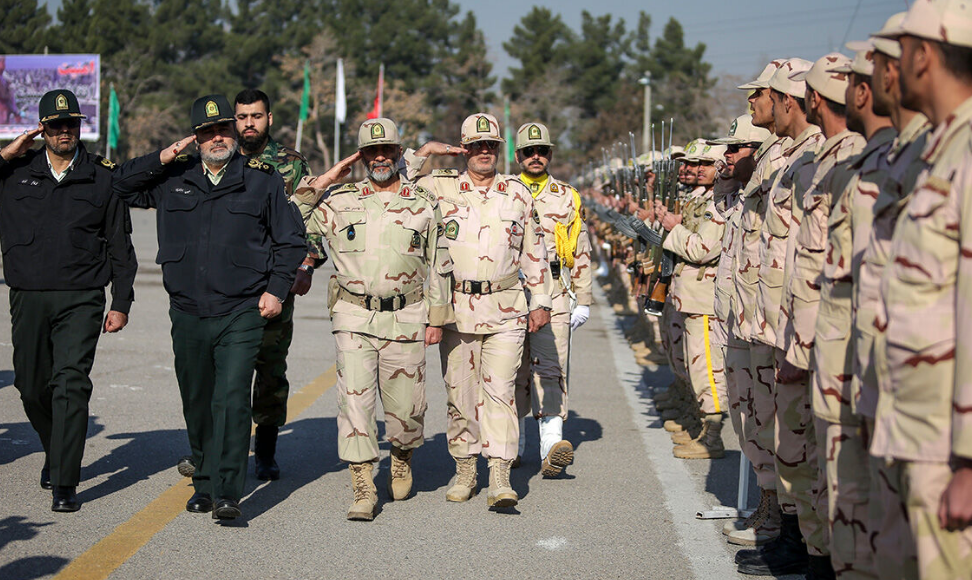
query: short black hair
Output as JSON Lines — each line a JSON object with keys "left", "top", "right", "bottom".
{"left": 234, "top": 89, "right": 271, "bottom": 112}
{"left": 821, "top": 95, "right": 846, "bottom": 118}
{"left": 851, "top": 72, "right": 872, "bottom": 88}
{"left": 772, "top": 88, "right": 807, "bottom": 114}
{"left": 934, "top": 41, "right": 972, "bottom": 82}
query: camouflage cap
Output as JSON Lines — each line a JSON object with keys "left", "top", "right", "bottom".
{"left": 874, "top": 0, "right": 972, "bottom": 49}
{"left": 738, "top": 59, "right": 788, "bottom": 90}
{"left": 708, "top": 114, "right": 772, "bottom": 145}
{"left": 358, "top": 117, "right": 401, "bottom": 149}
{"left": 791, "top": 53, "right": 852, "bottom": 105}
{"left": 38, "top": 90, "right": 86, "bottom": 124}
{"left": 460, "top": 112, "right": 504, "bottom": 145}
{"left": 191, "top": 94, "right": 234, "bottom": 132}
{"left": 769, "top": 58, "right": 813, "bottom": 98}
{"left": 514, "top": 122, "right": 555, "bottom": 150}
{"left": 667, "top": 145, "right": 686, "bottom": 159}
{"left": 679, "top": 140, "right": 705, "bottom": 160}
{"left": 847, "top": 12, "right": 906, "bottom": 59}
{"left": 829, "top": 48, "right": 875, "bottom": 76}
{"left": 685, "top": 142, "right": 727, "bottom": 163}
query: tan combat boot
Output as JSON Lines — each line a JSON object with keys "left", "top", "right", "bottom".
{"left": 663, "top": 413, "right": 699, "bottom": 433}
{"left": 673, "top": 414, "right": 725, "bottom": 459}
{"left": 347, "top": 462, "right": 377, "bottom": 521}
{"left": 724, "top": 487, "right": 772, "bottom": 536}
{"left": 486, "top": 458, "right": 518, "bottom": 508}
{"left": 387, "top": 446, "right": 413, "bottom": 501}
{"left": 727, "top": 489, "right": 782, "bottom": 546}
{"left": 671, "top": 419, "right": 706, "bottom": 444}
{"left": 446, "top": 456, "right": 477, "bottom": 502}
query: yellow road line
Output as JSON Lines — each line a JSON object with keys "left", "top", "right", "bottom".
{"left": 54, "top": 364, "right": 337, "bottom": 580}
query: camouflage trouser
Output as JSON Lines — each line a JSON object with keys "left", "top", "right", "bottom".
{"left": 663, "top": 299, "right": 687, "bottom": 383}
{"left": 440, "top": 327, "right": 525, "bottom": 461}
{"left": 748, "top": 342, "right": 779, "bottom": 490}
{"left": 679, "top": 312, "right": 726, "bottom": 415}
{"left": 514, "top": 313, "right": 569, "bottom": 421}
{"left": 334, "top": 331, "right": 427, "bottom": 463}
{"left": 866, "top": 430, "right": 918, "bottom": 580}
{"left": 251, "top": 294, "right": 295, "bottom": 427}
{"left": 774, "top": 348, "right": 828, "bottom": 556}
{"left": 817, "top": 418, "right": 876, "bottom": 579}
{"left": 894, "top": 460, "right": 972, "bottom": 579}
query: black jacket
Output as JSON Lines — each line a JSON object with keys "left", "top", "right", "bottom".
{"left": 113, "top": 150, "right": 306, "bottom": 317}
{"left": 0, "top": 143, "right": 137, "bottom": 313}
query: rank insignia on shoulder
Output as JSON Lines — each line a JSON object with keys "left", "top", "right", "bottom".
{"left": 400, "top": 186, "right": 413, "bottom": 198}
{"left": 96, "top": 156, "right": 117, "bottom": 170}
{"left": 460, "top": 181, "right": 471, "bottom": 192}
{"left": 550, "top": 183, "right": 559, "bottom": 193}
{"left": 444, "top": 220, "right": 459, "bottom": 240}
{"left": 496, "top": 181, "right": 507, "bottom": 193}
{"left": 346, "top": 225, "right": 356, "bottom": 241}
{"left": 410, "top": 232, "right": 422, "bottom": 248}
{"left": 414, "top": 186, "right": 437, "bottom": 205}
{"left": 432, "top": 169, "right": 459, "bottom": 177}
{"left": 532, "top": 209, "right": 541, "bottom": 225}
{"left": 175, "top": 154, "right": 189, "bottom": 163}
{"left": 247, "top": 158, "right": 274, "bottom": 174}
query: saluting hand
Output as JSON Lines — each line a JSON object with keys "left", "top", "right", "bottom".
{"left": 259, "top": 292, "right": 283, "bottom": 319}
{"left": 415, "top": 141, "right": 468, "bottom": 158}
{"left": 103, "top": 311, "right": 129, "bottom": 333}
{"left": 0, "top": 124, "right": 43, "bottom": 161}
{"left": 304, "top": 151, "right": 362, "bottom": 191}
{"left": 160, "top": 135, "right": 197, "bottom": 164}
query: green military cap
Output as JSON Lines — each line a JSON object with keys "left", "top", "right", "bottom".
{"left": 190, "top": 94, "right": 235, "bottom": 132}
{"left": 514, "top": 122, "right": 554, "bottom": 150}
{"left": 358, "top": 118, "right": 401, "bottom": 149}
{"left": 38, "top": 90, "right": 86, "bottom": 124}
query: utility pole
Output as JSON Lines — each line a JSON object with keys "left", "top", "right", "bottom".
{"left": 639, "top": 71, "right": 651, "bottom": 155}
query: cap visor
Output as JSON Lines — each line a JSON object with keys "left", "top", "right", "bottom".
{"left": 845, "top": 40, "right": 874, "bottom": 51}
{"left": 736, "top": 80, "right": 768, "bottom": 90}
{"left": 827, "top": 64, "right": 854, "bottom": 74}
{"left": 789, "top": 70, "right": 809, "bottom": 82}
{"left": 194, "top": 117, "right": 235, "bottom": 131}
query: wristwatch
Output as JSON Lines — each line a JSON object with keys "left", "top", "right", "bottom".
{"left": 298, "top": 264, "right": 314, "bottom": 275}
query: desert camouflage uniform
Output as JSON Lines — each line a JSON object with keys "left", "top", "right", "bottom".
{"left": 416, "top": 169, "right": 552, "bottom": 461}
{"left": 854, "top": 115, "right": 929, "bottom": 580}
{"left": 295, "top": 178, "right": 452, "bottom": 463}
{"left": 731, "top": 135, "right": 791, "bottom": 488}
{"left": 812, "top": 126, "right": 895, "bottom": 579}
{"left": 514, "top": 176, "right": 592, "bottom": 421}
{"left": 754, "top": 125, "right": 824, "bottom": 520}
{"left": 664, "top": 185, "right": 707, "bottom": 387}
{"left": 872, "top": 96, "right": 972, "bottom": 580}
{"left": 664, "top": 185, "right": 726, "bottom": 414}
{"left": 246, "top": 137, "right": 322, "bottom": 428}
{"left": 712, "top": 179, "right": 743, "bottom": 439}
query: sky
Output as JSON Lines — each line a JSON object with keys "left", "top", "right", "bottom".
{"left": 41, "top": 0, "right": 909, "bottom": 82}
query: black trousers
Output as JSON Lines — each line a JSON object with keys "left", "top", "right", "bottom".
{"left": 170, "top": 306, "right": 266, "bottom": 501}
{"left": 10, "top": 288, "right": 105, "bottom": 487}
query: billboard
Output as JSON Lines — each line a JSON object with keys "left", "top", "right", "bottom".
{"left": 0, "top": 54, "right": 100, "bottom": 141}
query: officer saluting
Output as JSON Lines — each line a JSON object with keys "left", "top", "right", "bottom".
{"left": 113, "top": 95, "right": 306, "bottom": 521}
{"left": 0, "top": 89, "right": 137, "bottom": 512}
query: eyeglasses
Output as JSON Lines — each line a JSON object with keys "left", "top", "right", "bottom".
{"left": 520, "top": 145, "right": 550, "bottom": 158}
{"left": 726, "top": 143, "right": 758, "bottom": 153}
{"left": 468, "top": 141, "right": 500, "bottom": 152}
{"left": 45, "top": 118, "right": 82, "bottom": 131}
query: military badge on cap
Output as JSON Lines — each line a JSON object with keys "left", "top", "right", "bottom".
{"left": 205, "top": 100, "right": 218, "bottom": 117}
{"left": 444, "top": 220, "right": 459, "bottom": 240}
{"left": 528, "top": 125, "right": 542, "bottom": 140}
{"left": 476, "top": 116, "right": 490, "bottom": 132}
{"left": 56, "top": 94, "right": 68, "bottom": 111}
{"left": 372, "top": 123, "right": 385, "bottom": 139}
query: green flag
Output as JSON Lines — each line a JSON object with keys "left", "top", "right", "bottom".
{"left": 108, "top": 84, "right": 120, "bottom": 150}
{"left": 299, "top": 61, "right": 311, "bottom": 121}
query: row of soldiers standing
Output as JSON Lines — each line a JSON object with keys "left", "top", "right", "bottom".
{"left": 583, "top": 1, "right": 972, "bottom": 578}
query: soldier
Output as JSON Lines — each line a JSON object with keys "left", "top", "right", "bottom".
{"left": 113, "top": 94, "right": 307, "bottom": 521}
{"left": 235, "top": 88, "right": 323, "bottom": 481}
{"left": 724, "top": 61, "right": 794, "bottom": 548}
{"left": 291, "top": 118, "right": 452, "bottom": 521}
{"left": 653, "top": 142, "right": 728, "bottom": 459}
{"left": 869, "top": 1, "right": 972, "bottom": 577}
{"left": 737, "top": 59, "right": 824, "bottom": 577}
{"left": 409, "top": 112, "right": 553, "bottom": 508}
{"left": 511, "top": 122, "right": 592, "bottom": 477}
{"left": 0, "top": 90, "right": 137, "bottom": 512}
{"left": 810, "top": 48, "right": 894, "bottom": 580}
{"left": 855, "top": 13, "right": 930, "bottom": 580}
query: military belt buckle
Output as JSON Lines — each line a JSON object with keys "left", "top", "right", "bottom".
{"left": 377, "top": 296, "right": 397, "bottom": 311}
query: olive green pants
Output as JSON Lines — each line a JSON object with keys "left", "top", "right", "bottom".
{"left": 170, "top": 307, "right": 265, "bottom": 501}
{"left": 10, "top": 288, "right": 105, "bottom": 487}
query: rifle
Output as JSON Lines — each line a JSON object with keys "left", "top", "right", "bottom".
{"left": 643, "top": 119, "right": 680, "bottom": 317}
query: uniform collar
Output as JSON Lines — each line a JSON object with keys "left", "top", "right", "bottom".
{"left": 785, "top": 125, "right": 823, "bottom": 156}
{"left": 850, "top": 126, "right": 897, "bottom": 169}
{"left": 46, "top": 146, "right": 80, "bottom": 182}
{"left": 520, "top": 172, "right": 550, "bottom": 198}
{"left": 888, "top": 114, "right": 931, "bottom": 161}
{"left": 921, "top": 95, "right": 972, "bottom": 165}
{"left": 814, "top": 128, "right": 858, "bottom": 162}
{"left": 257, "top": 137, "right": 280, "bottom": 164}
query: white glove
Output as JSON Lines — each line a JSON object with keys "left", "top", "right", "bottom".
{"left": 570, "top": 305, "right": 590, "bottom": 330}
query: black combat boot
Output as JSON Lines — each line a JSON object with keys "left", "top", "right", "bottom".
{"left": 736, "top": 513, "right": 809, "bottom": 576}
{"left": 806, "top": 554, "right": 836, "bottom": 580}
{"left": 254, "top": 425, "right": 280, "bottom": 481}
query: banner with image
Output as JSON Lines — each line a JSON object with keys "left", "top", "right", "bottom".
{"left": 0, "top": 54, "right": 100, "bottom": 141}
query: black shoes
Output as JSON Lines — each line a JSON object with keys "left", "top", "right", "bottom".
{"left": 212, "top": 499, "right": 242, "bottom": 520}
{"left": 807, "top": 555, "right": 836, "bottom": 580}
{"left": 737, "top": 513, "right": 809, "bottom": 576}
{"left": 177, "top": 456, "right": 195, "bottom": 478}
{"left": 185, "top": 492, "right": 213, "bottom": 513}
{"left": 52, "top": 486, "right": 80, "bottom": 512}
{"left": 254, "top": 425, "right": 280, "bottom": 481}
{"left": 40, "top": 467, "right": 52, "bottom": 490}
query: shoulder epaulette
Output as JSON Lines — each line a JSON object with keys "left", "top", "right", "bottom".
{"left": 331, "top": 182, "right": 360, "bottom": 195}
{"left": 432, "top": 168, "right": 459, "bottom": 177}
{"left": 246, "top": 158, "right": 274, "bottom": 174}
{"left": 413, "top": 185, "right": 438, "bottom": 206}
{"left": 277, "top": 146, "right": 308, "bottom": 164}
{"left": 94, "top": 155, "right": 117, "bottom": 171}
{"left": 175, "top": 154, "right": 191, "bottom": 163}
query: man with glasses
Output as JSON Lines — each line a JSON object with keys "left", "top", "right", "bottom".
{"left": 409, "top": 112, "right": 553, "bottom": 509}
{"left": 511, "top": 122, "right": 592, "bottom": 477}
{"left": 0, "top": 89, "right": 137, "bottom": 512}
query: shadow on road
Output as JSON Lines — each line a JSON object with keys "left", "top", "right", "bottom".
{"left": 0, "top": 417, "right": 106, "bottom": 469}
{"left": 0, "top": 556, "right": 69, "bottom": 580}
{"left": 0, "top": 370, "right": 15, "bottom": 390}
{"left": 0, "top": 516, "right": 55, "bottom": 552}
{"left": 78, "top": 424, "right": 186, "bottom": 503}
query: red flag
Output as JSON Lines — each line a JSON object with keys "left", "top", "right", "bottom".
{"left": 366, "top": 64, "right": 384, "bottom": 119}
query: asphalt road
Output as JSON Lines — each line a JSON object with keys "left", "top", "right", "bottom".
{"left": 0, "top": 209, "right": 795, "bottom": 580}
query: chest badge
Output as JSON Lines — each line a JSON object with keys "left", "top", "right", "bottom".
{"left": 347, "top": 225, "right": 356, "bottom": 241}
{"left": 410, "top": 232, "right": 422, "bottom": 249}
{"left": 444, "top": 220, "right": 459, "bottom": 240}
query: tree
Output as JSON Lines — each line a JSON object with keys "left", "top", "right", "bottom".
{"left": 501, "top": 7, "right": 572, "bottom": 99}
{"left": 435, "top": 11, "right": 496, "bottom": 139}
{"left": 0, "top": 0, "right": 51, "bottom": 54}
